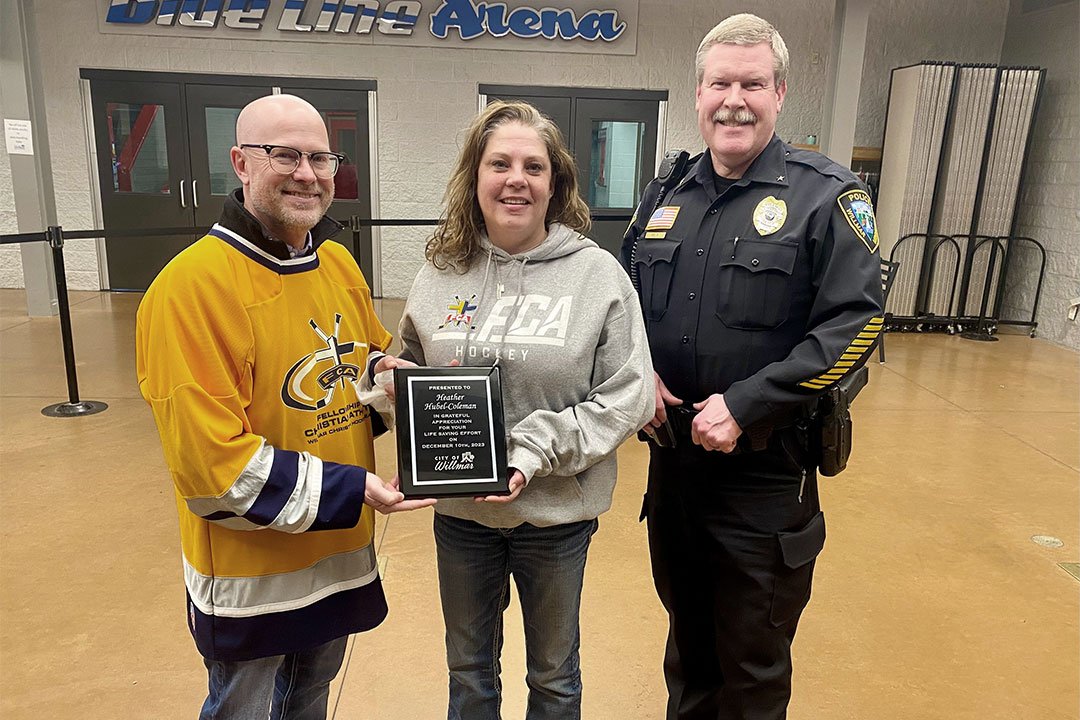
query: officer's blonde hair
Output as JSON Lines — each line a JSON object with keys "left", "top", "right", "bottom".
{"left": 427, "top": 101, "right": 591, "bottom": 271}
{"left": 695, "top": 13, "right": 789, "bottom": 87}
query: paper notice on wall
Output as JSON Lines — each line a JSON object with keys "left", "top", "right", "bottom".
{"left": 4, "top": 119, "right": 33, "bottom": 155}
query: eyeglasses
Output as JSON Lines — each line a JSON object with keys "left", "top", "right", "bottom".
{"left": 240, "top": 144, "right": 346, "bottom": 179}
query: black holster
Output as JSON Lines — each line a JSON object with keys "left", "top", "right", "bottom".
{"left": 814, "top": 366, "right": 868, "bottom": 476}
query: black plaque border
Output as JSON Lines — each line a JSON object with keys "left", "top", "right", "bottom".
{"left": 393, "top": 366, "right": 510, "bottom": 499}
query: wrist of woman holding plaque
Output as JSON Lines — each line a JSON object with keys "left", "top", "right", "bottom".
{"left": 475, "top": 468, "right": 525, "bottom": 504}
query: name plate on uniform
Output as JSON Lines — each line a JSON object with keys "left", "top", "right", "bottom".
{"left": 393, "top": 366, "right": 509, "bottom": 498}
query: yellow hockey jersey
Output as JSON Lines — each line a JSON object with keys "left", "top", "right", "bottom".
{"left": 136, "top": 196, "right": 391, "bottom": 661}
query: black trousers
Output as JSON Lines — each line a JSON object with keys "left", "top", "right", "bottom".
{"left": 643, "top": 427, "right": 826, "bottom": 720}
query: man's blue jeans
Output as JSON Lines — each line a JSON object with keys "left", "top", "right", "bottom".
{"left": 434, "top": 513, "right": 599, "bottom": 720}
{"left": 199, "top": 636, "right": 348, "bottom": 719}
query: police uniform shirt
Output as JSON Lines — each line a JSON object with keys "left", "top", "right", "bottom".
{"left": 623, "top": 135, "right": 884, "bottom": 430}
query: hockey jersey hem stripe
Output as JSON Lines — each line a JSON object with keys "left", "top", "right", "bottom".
{"left": 183, "top": 543, "right": 378, "bottom": 617}
{"left": 187, "top": 581, "right": 387, "bottom": 662}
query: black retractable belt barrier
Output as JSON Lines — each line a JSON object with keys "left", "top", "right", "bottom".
{"left": 1, "top": 213, "right": 639, "bottom": 419}
{"left": 0, "top": 225, "right": 108, "bottom": 418}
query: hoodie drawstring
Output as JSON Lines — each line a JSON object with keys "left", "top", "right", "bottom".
{"left": 463, "top": 248, "right": 496, "bottom": 361}
{"left": 464, "top": 250, "right": 532, "bottom": 367}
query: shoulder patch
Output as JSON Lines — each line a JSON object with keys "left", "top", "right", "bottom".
{"left": 837, "top": 189, "right": 878, "bottom": 253}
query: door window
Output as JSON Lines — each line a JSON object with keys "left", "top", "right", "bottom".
{"left": 588, "top": 120, "right": 645, "bottom": 209}
{"left": 322, "top": 110, "right": 359, "bottom": 200}
{"left": 105, "top": 102, "right": 170, "bottom": 194}
{"left": 204, "top": 107, "right": 241, "bottom": 195}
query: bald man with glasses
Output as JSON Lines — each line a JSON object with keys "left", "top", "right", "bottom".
{"left": 137, "top": 94, "right": 434, "bottom": 719}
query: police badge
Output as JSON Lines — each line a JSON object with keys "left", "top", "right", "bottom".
{"left": 753, "top": 196, "right": 787, "bottom": 236}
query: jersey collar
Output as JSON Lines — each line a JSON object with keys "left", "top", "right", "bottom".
{"left": 210, "top": 189, "right": 344, "bottom": 274}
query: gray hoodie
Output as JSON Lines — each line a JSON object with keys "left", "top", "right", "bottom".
{"left": 398, "top": 223, "right": 654, "bottom": 528}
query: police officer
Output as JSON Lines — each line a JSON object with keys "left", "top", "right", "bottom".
{"left": 621, "top": 13, "right": 884, "bottom": 720}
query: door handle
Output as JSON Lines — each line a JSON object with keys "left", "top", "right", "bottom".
{"left": 179, "top": 179, "right": 187, "bottom": 208}
{"left": 192, "top": 180, "right": 200, "bottom": 209}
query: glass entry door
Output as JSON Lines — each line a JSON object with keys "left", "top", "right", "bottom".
{"left": 573, "top": 98, "right": 658, "bottom": 256}
{"left": 185, "top": 83, "right": 272, "bottom": 228}
{"left": 85, "top": 71, "right": 376, "bottom": 292}
{"left": 280, "top": 86, "right": 373, "bottom": 269}
{"left": 89, "top": 79, "right": 195, "bottom": 291}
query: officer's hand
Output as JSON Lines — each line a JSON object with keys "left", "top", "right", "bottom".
{"left": 691, "top": 394, "right": 743, "bottom": 453}
{"left": 373, "top": 355, "right": 417, "bottom": 402}
{"left": 650, "top": 373, "right": 683, "bottom": 428}
{"left": 365, "top": 472, "right": 437, "bottom": 513}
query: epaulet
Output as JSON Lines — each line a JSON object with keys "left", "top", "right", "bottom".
{"left": 784, "top": 145, "right": 853, "bottom": 183}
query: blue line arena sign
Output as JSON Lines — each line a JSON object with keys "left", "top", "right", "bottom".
{"left": 103, "top": 0, "right": 628, "bottom": 43}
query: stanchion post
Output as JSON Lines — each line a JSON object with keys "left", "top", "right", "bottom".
{"left": 49, "top": 225, "right": 81, "bottom": 403}
{"left": 41, "top": 225, "right": 108, "bottom": 417}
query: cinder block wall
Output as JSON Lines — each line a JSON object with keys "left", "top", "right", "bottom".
{"left": 0, "top": 140, "right": 21, "bottom": 287}
{"left": 999, "top": 0, "right": 1080, "bottom": 350}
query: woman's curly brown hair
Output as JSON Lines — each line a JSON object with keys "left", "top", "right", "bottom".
{"left": 426, "top": 101, "right": 591, "bottom": 270}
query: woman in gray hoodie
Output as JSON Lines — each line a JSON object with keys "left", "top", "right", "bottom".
{"left": 396, "top": 101, "right": 654, "bottom": 720}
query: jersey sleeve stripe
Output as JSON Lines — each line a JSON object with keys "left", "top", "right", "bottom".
{"left": 186, "top": 442, "right": 331, "bottom": 534}
{"left": 241, "top": 450, "right": 301, "bottom": 527}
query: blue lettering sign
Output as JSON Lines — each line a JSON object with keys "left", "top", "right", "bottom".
{"left": 430, "top": 0, "right": 624, "bottom": 42}
{"left": 507, "top": 7, "right": 540, "bottom": 38}
{"left": 106, "top": 0, "right": 158, "bottom": 24}
{"left": 312, "top": 0, "right": 379, "bottom": 33}
{"left": 222, "top": 0, "right": 269, "bottom": 29}
{"left": 278, "top": 0, "right": 416, "bottom": 34}
{"left": 430, "top": 0, "right": 485, "bottom": 39}
{"left": 105, "top": 0, "right": 624, "bottom": 42}
{"left": 483, "top": 4, "right": 510, "bottom": 37}
{"left": 155, "top": 0, "right": 182, "bottom": 25}
{"left": 379, "top": 0, "right": 420, "bottom": 34}
{"left": 278, "top": 0, "right": 312, "bottom": 31}
{"left": 178, "top": 0, "right": 222, "bottom": 27}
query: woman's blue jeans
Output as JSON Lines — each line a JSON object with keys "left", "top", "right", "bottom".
{"left": 434, "top": 513, "right": 599, "bottom": 720}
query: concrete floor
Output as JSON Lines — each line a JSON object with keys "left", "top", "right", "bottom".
{"left": 0, "top": 288, "right": 1077, "bottom": 719}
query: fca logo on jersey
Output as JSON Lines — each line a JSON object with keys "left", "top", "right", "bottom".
{"left": 280, "top": 314, "right": 367, "bottom": 411}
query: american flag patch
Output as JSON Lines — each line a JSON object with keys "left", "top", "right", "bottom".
{"left": 646, "top": 206, "right": 680, "bottom": 231}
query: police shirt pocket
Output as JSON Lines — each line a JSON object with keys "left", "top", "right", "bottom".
{"left": 770, "top": 511, "right": 826, "bottom": 627}
{"left": 634, "top": 238, "right": 681, "bottom": 321}
{"left": 715, "top": 239, "right": 799, "bottom": 329}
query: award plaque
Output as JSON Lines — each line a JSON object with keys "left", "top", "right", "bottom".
{"left": 393, "top": 366, "right": 510, "bottom": 498}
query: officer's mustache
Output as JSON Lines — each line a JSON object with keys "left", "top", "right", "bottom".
{"left": 712, "top": 108, "right": 757, "bottom": 126}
